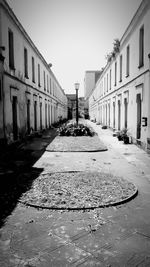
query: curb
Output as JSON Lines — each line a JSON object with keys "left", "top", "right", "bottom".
{"left": 19, "top": 187, "right": 138, "bottom": 211}
{"left": 46, "top": 148, "right": 108, "bottom": 153}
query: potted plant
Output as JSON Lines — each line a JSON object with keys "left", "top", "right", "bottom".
{"left": 116, "top": 131, "right": 124, "bottom": 141}
{"left": 102, "top": 125, "right": 107, "bottom": 129}
{"left": 121, "top": 128, "right": 129, "bottom": 144}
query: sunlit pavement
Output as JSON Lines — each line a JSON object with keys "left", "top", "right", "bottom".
{"left": 1, "top": 120, "right": 150, "bottom": 266}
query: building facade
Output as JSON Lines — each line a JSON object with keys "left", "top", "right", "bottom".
{"left": 0, "top": 0, "right": 67, "bottom": 144}
{"left": 84, "top": 70, "right": 102, "bottom": 118}
{"left": 89, "top": 0, "right": 150, "bottom": 152}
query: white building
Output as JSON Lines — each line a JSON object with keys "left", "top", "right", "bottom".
{"left": 0, "top": 0, "right": 68, "bottom": 144}
{"left": 89, "top": 0, "right": 150, "bottom": 152}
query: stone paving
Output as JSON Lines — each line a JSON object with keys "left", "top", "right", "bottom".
{"left": 0, "top": 120, "right": 150, "bottom": 266}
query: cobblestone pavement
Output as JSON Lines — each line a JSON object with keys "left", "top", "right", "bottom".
{"left": 1, "top": 120, "right": 150, "bottom": 266}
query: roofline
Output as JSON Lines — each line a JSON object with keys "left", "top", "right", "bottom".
{"left": 1, "top": 0, "right": 66, "bottom": 96}
{"left": 120, "top": 0, "right": 149, "bottom": 46}
{"left": 89, "top": 0, "right": 148, "bottom": 93}
{"left": 85, "top": 70, "right": 101, "bottom": 73}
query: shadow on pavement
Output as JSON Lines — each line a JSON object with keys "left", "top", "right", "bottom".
{"left": 0, "top": 128, "right": 57, "bottom": 228}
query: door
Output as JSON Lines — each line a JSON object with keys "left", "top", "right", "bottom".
{"left": 124, "top": 98, "right": 128, "bottom": 129}
{"left": 48, "top": 104, "right": 50, "bottom": 127}
{"left": 108, "top": 104, "right": 110, "bottom": 127}
{"left": 118, "top": 100, "right": 121, "bottom": 130}
{"left": 27, "top": 100, "right": 30, "bottom": 134}
{"left": 34, "top": 101, "right": 37, "bottom": 131}
{"left": 137, "top": 94, "right": 142, "bottom": 139}
{"left": 40, "top": 103, "right": 42, "bottom": 130}
{"left": 113, "top": 102, "right": 115, "bottom": 129}
{"left": 106, "top": 104, "right": 107, "bottom": 125}
{"left": 45, "top": 103, "right": 47, "bottom": 128}
{"left": 51, "top": 105, "right": 53, "bottom": 124}
{"left": 12, "top": 96, "right": 18, "bottom": 140}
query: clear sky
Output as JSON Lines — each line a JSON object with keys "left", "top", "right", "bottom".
{"left": 7, "top": 0, "right": 142, "bottom": 97}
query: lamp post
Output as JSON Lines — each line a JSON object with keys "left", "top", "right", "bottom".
{"left": 75, "top": 82, "right": 80, "bottom": 125}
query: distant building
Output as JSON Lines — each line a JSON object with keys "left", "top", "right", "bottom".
{"left": 66, "top": 94, "right": 86, "bottom": 119}
{"left": 84, "top": 70, "right": 102, "bottom": 118}
{"left": 0, "top": 0, "right": 68, "bottom": 144}
{"left": 66, "top": 94, "right": 76, "bottom": 119}
{"left": 89, "top": 0, "right": 150, "bottom": 152}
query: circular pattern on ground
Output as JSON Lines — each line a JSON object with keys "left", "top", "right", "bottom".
{"left": 46, "top": 136, "right": 107, "bottom": 152}
{"left": 19, "top": 172, "right": 138, "bottom": 209}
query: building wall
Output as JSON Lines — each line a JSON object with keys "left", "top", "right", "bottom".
{"left": 89, "top": 0, "right": 150, "bottom": 151}
{"left": 0, "top": 0, "right": 67, "bottom": 142}
{"left": 84, "top": 71, "right": 101, "bottom": 100}
{"left": 84, "top": 72, "right": 95, "bottom": 100}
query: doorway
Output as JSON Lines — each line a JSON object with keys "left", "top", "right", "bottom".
{"left": 113, "top": 102, "right": 115, "bottom": 129}
{"left": 34, "top": 101, "right": 37, "bottom": 131}
{"left": 136, "top": 94, "right": 142, "bottom": 139}
{"left": 12, "top": 96, "right": 18, "bottom": 140}
{"left": 118, "top": 100, "right": 121, "bottom": 130}
{"left": 40, "top": 103, "right": 42, "bottom": 130}
{"left": 124, "top": 98, "right": 128, "bottom": 129}
{"left": 106, "top": 104, "right": 107, "bottom": 126}
{"left": 45, "top": 103, "right": 47, "bottom": 128}
{"left": 48, "top": 104, "right": 50, "bottom": 127}
{"left": 108, "top": 104, "right": 110, "bottom": 127}
{"left": 27, "top": 99, "right": 30, "bottom": 134}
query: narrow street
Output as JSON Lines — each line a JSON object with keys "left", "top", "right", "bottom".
{"left": 0, "top": 120, "right": 150, "bottom": 266}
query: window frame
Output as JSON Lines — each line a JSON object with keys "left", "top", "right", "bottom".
{"left": 38, "top": 64, "right": 41, "bottom": 86}
{"left": 119, "top": 54, "right": 122, "bottom": 82}
{"left": 8, "top": 29, "right": 15, "bottom": 70}
{"left": 139, "top": 25, "right": 144, "bottom": 68}
{"left": 32, "top": 56, "right": 35, "bottom": 83}
{"left": 24, "top": 48, "right": 28, "bottom": 78}
{"left": 126, "top": 45, "right": 130, "bottom": 77}
{"left": 114, "top": 61, "right": 117, "bottom": 86}
{"left": 44, "top": 70, "right": 46, "bottom": 90}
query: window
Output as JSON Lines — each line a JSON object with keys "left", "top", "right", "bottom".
{"left": 139, "top": 25, "right": 144, "bottom": 68}
{"left": 120, "top": 55, "right": 122, "bottom": 82}
{"left": 24, "top": 48, "right": 28, "bottom": 78}
{"left": 38, "top": 64, "right": 40, "bottom": 86}
{"left": 32, "top": 57, "right": 35, "bottom": 82}
{"left": 102, "top": 80, "right": 103, "bottom": 95}
{"left": 114, "top": 62, "right": 117, "bottom": 86}
{"left": 107, "top": 73, "right": 108, "bottom": 92}
{"left": 50, "top": 78, "right": 51, "bottom": 94}
{"left": 8, "top": 29, "right": 14, "bottom": 69}
{"left": 44, "top": 71, "right": 46, "bottom": 90}
{"left": 110, "top": 69, "right": 111, "bottom": 90}
{"left": 104, "top": 77, "right": 106, "bottom": 94}
{"left": 126, "top": 45, "right": 130, "bottom": 77}
{"left": 47, "top": 75, "right": 49, "bottom": 92}
{"left": 53, "top": 82, "right": 54, "bottom": 95}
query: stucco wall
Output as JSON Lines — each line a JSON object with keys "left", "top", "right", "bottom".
{"left": 89, "top": 0, "right": 150, "bottom": 150}
{"left": 0, "top": 0, "right": 68, "bottom": 142}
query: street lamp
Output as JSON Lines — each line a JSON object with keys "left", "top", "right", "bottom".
{"left": 74, "top": 82, "right": 80, "bottom": 125}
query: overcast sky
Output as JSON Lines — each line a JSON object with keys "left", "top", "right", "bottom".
{"left": 7, "top": 0, "right": 142, "bottom": 97}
